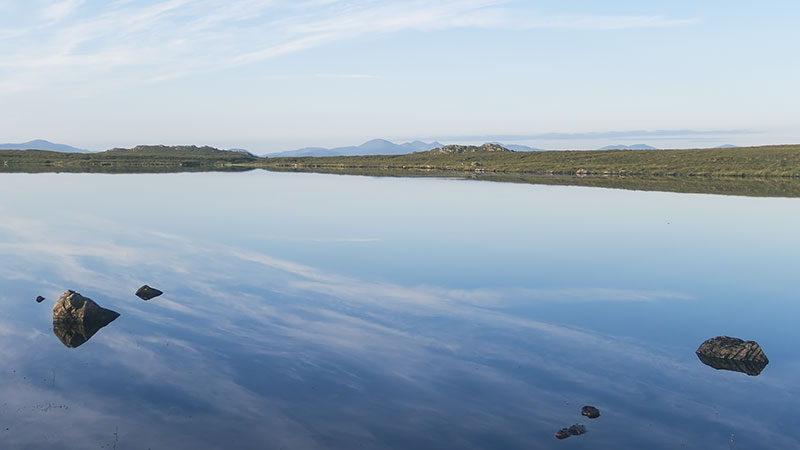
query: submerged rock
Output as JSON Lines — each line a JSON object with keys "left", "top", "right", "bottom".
{"left": 52, "top": 290, "right": 119, "bottom": 348}
{"left": 135, "top": 285, "right": 163, "bottom": 301}
{"left": 568, "top": 424, "right": 587, "bottom": 436}
{"left": 581, "top": 406, "right": 600, "bottom": 419}
{"left": 36, "top": 295, "right": 45, "bottom": 303}
{"left": 696, "top": 336, "right": 769, "bottom": 376}
{"left": 555, "top": 424, "right": 587, "bottom": 440}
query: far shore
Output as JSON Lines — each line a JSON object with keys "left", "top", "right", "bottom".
{"left": 3, "top": 143, "right": 800, "bottom": 198}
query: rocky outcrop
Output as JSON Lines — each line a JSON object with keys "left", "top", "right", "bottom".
{"left": 52, "top": 290, "right": 119, "bottom": 348}
{"left": 135, "top": 285, "right": 163, "bottom": 301}
{"left": 696, "top": 336, "right": 769, "bottom": 376}
{"left": 428, "top": 143, "right": 512, "bottom": 155}
{"left": 581, "top": 406, "right": 600, "bottom": 419}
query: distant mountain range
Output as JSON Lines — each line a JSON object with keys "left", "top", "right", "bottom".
{"left": 0, "top": 139, "right": 742, "bottom": 156}
{"left": 267, "top": 139, "right": 443, "bottom": 157}
{"left": 598, "top": 144, "right": 658, "bottom": 150}
{"left": 268, "top": 139, "right": 544, "bottom": 157}
{"left": 0, "top": 139, "right": 91, "bottom": 153}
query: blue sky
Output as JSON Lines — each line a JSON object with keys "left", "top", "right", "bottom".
{"left": 0, "top": 0, "right": 798, "bottom": 153}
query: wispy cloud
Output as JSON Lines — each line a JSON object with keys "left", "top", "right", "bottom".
{"left": 0, "top": 1, "right": 699, "bottom": 93}
{"left": 3, "top": 208, "right": 799, "bottom": 448}
{"left": 40, "top": 0, "right": 86, "bottom": 22}
{"left": 512, "top": 13, "right": 700, "bottom": 30}
{"left": 313, "top": 73, "right": 377, "bottom": 79}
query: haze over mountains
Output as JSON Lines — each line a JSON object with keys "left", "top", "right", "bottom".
{"left": 0, "top": 139, "right": 91, "bottom": 153}
{"left": 267, "top": 139, "right": 443, "bottom": 157}
{"left": 267, "top": 139, "right": 545, "bottom": 157}
{"left": 1, "top": 138, "right": 741, "bottom": 156}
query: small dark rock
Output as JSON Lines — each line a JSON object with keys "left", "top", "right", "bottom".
{"left": 567, "top": 424, "right": 587, "bottom": 436}
{"left": 136, "top": 285, "right": 163, "bottom": 301}
{"left": 36, "top": 296, "right": 45, "bottom": 303}
{"left": 554, "top": 428, "right": 570, "bottom": 440}
{"left": 555, "top": 424, "right": 587, "bottom": 440}
{"left": 581, "top": 405, "right": 600, "bottom": 419}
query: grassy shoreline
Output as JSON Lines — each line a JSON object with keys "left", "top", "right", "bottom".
{"left": 3, "top": 144, "right": 800, "bottom": 197}
{"left": 251, "top": 144, "right": 800, "bottom": 177}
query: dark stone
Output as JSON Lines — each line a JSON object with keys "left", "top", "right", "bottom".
{"left": 52, "top": 290, "right": 119, "bottom": 348}
{"left": 568, "top": 424, "right": 587, "bottom": 436}
{"left": 555, "top": 424, "right": 587, "bottom": 440}
{"left": 136, "top": 285, "right": 163, "bottom": 301}
{"left": 35, "top": 296, "right": 45, "bottom": 303}
{"left": 696, "top": 336, "right": 769, "bottom": 376}
{"left": 581, "top": 406, "right": 600, "bottom": 419}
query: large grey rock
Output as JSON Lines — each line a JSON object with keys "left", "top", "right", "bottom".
{"left": 52, "top": 290, "right": 119, "bottom": 348}
{"left": 696, "top": 336, "right": 769, "bottom": 376}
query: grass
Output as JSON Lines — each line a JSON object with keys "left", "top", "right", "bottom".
{"left": 0, "top": 146, "right": 256, "bottom": 173}
{"left": 253, "top": 144, "right": 800, "bottom": 177}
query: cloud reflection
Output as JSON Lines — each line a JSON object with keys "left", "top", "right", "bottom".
{"left": 0, "top": 212, "right": 796, "bottom": 449}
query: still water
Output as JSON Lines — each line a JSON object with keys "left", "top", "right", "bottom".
{"left": 1, "top": 171, "right": 798, "bottom": 449}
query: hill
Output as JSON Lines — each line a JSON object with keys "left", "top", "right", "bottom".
{"left": 270, "top": 139, "right": 545, "bottom": 157}
{"left": 0, "top": 139, "right": 91, "bottom": 153}
{"left": 103, "top": 145, "right": 253, "bottom": 157}
{"left": 0, "top": 144, "right": 257, "bottom": 173}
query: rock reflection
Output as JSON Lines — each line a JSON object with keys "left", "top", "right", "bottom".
{"left": 52, "top": 290, "right": 119, "bottom": 348}
{"left": 136, "top": 285, "right": 163, "bottom": 301}
{"left": 696, "top": 353, "right": 769, "bottom": 376}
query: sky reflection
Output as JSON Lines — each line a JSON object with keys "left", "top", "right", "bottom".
{"left": 1, "top": 172, "right": 799, "bottom": 449}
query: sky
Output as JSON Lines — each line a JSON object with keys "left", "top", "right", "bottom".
{"left": 0, "top": 0, "right": 798, "bottom": 154}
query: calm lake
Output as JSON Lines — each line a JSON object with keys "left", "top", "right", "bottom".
{"left": 1, "top": 171, "right": 798, "bottom": 449}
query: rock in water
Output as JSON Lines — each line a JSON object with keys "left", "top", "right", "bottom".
{"left": 696, "top": 336, "right": 769, "bottom": 376}
{"left": 52, "top": 290, "right": 119, "bottom": 348}
{"left": 581, "top": 406, "right": 600, "bottom": 419}
{"left": 36, "top": 295, "right": 45, "bottom": 303}
{"left": 136, "top": 285, "right": 163, "bottom": 301}
{"left": 554, "top": 424, "right": 587, "bottom": 440}
{"left": 567, "top": 424, "right": 587, "bottom": 436}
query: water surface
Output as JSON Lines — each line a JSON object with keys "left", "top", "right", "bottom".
{"left": 1, "top": 172, "right": 798, "bottom": 449}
